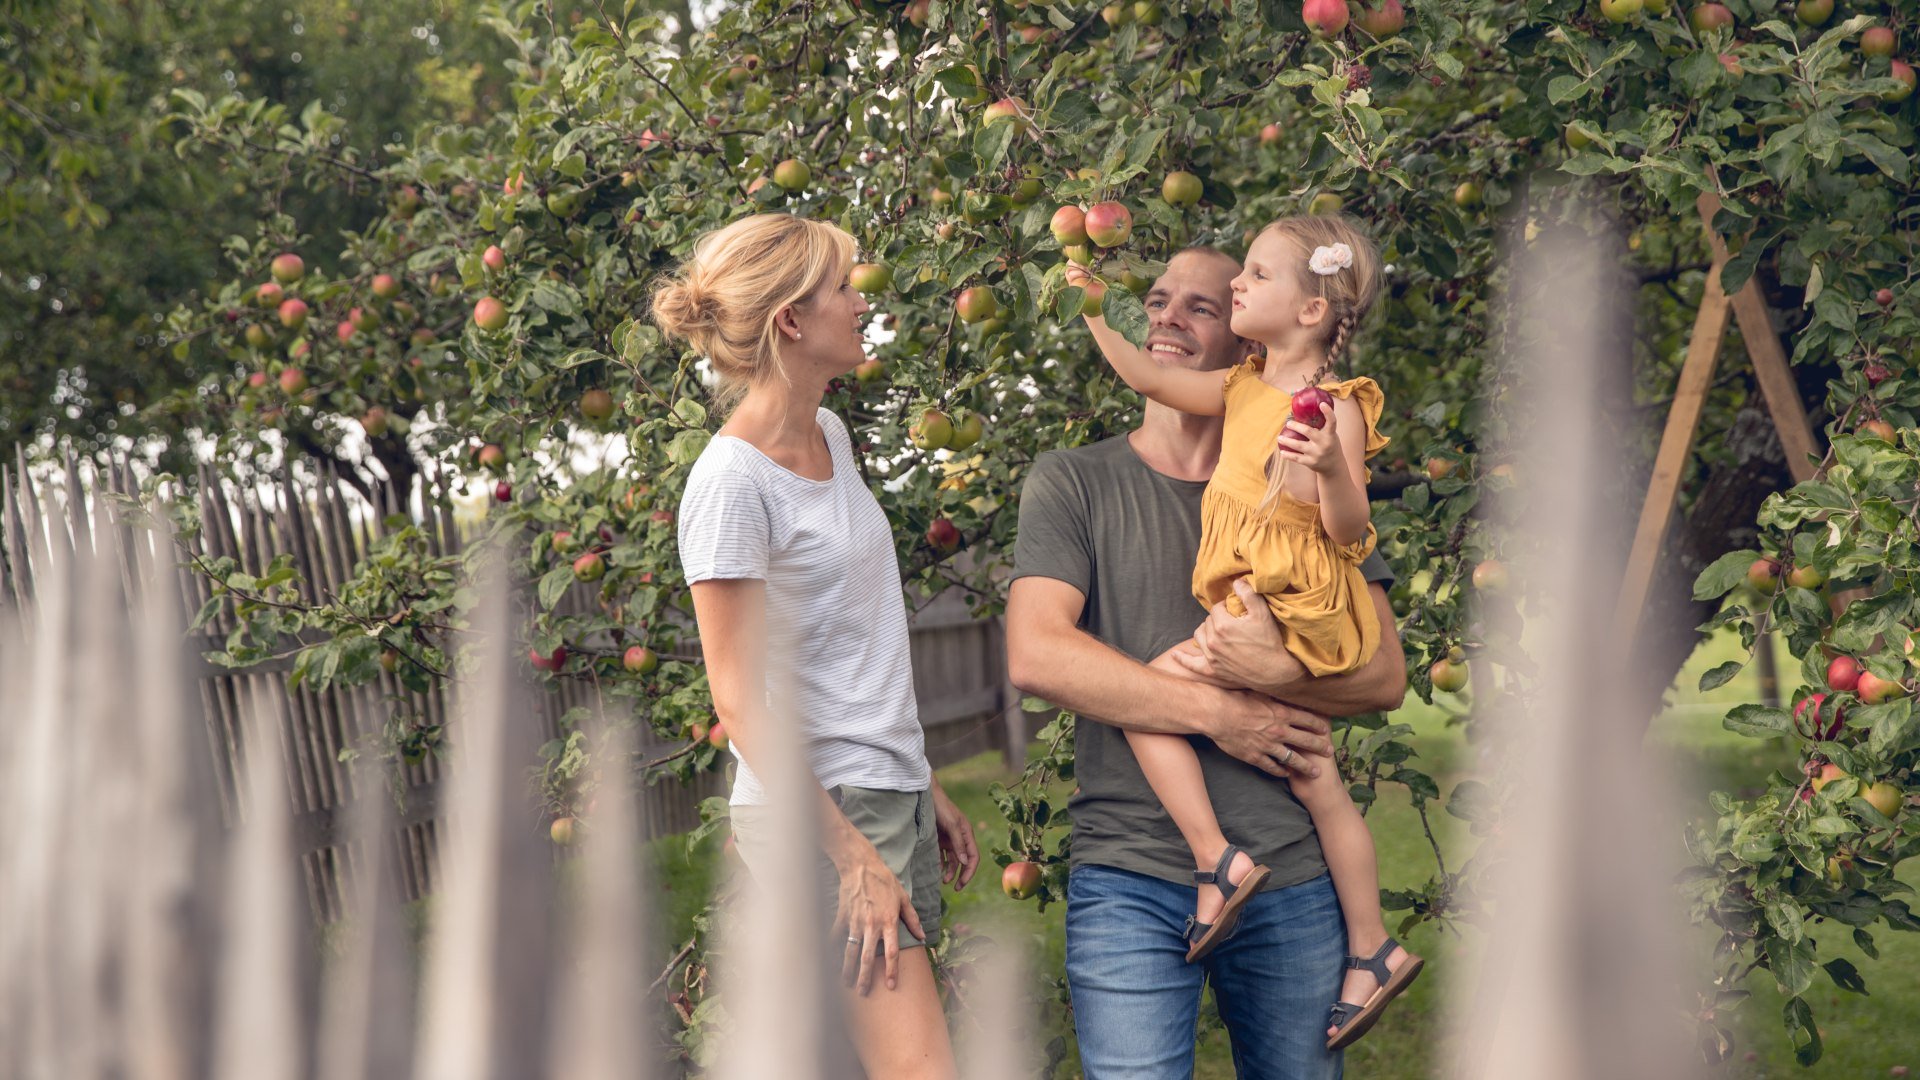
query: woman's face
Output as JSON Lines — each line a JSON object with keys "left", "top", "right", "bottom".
{"left": 1228, "top": 231, "right": 1326, "bottom": 345}
{"left": 788, "top": 263, "right": 872, "bottom": 378}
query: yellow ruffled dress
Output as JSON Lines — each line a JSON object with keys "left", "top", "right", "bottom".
{"left": 1191, "top": 357, "right": 1391, "bottom": 677}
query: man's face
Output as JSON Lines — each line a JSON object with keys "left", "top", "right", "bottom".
{"left": 1143, "top": 249, "right": 1250, "bottom": 375}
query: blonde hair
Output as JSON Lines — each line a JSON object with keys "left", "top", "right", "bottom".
{"left": 650, "top": 213, "right": 857, "bottom": 415}
{"left": 1254, "top": 213, "right": 1383, "bottom": 516}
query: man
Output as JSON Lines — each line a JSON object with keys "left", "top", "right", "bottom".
{"left": 1005, "top": 246, "right": 1407, "bottom": 1078}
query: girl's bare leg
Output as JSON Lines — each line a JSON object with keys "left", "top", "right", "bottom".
{"left": 1286, "top": 753, "right": 1411, "bottom": 1035}
{"left": 1125, "top": 638, "right": 1258, "bottom": 925}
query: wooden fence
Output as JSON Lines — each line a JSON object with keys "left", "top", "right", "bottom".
{"left": 0, "top": 452, "right": 1024, "bottom": 926}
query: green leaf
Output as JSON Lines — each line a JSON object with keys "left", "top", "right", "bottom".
{"left": 1822, "top": 957, "right": 1867, "bottom": 995}
{"left": 1693, "top": 549, "right": 1760, "bottom": 600}
{"left": 1699, "top": 660, "right": 1745, "bottom": 692}
{"left": 1723, "top": 704, "right": 1791, "bottom": 738}
{"left": 667, "top": 428, "right": 710, "bottom": 465}
{"left": 1766, "top": 936, "right": 1815, "bottom": 998}
{"left": 532, "top": 279, "right": 581, "bottom": 316}
{"left": 1765, "top": 900, "right": 1804, "bottom": 943}
{"left": 538, "top": 564, "right": 575, "bottom": 610}
{"left": 672, "top": 397, "right": 707, "bottom": 427}
{"left": 1103, "top": 287, "right": 1150, "bottom": 347}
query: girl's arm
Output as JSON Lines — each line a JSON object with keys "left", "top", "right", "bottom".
{"left": 689, "top": 577, "right": 925, "bottom": 993}
{"left": 1071, "top": 268, "right": 1229, "bottom": 416}
{"left": 1276, "top": 395, "right": 1371, "bottom": 547}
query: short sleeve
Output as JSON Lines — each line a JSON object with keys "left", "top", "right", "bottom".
{"left": 1009, "top": 451, "right": 1093, "bottom": 598}
{"left": 1328, "top": 376, "right": 1390, "bottom": 460}
{"left": 1356, "top": 548, "right": 1395, "bottom": 586}
{"left": 1220, "top": 356, "right": 1264, "bottom": 399}
{"left": 676, "top": 458, "right": 771, "bottom": 583}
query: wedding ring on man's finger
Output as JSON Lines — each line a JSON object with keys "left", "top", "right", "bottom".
{"left": 1279, "top": 747, "right": 1296, "bottom": 768}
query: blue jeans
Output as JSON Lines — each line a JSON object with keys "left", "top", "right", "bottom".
{"left": 1066, "top": 865, "right": 1346, "bottom": 1079}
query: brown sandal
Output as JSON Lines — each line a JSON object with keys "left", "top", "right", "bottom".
{"left": 1182, "top": 844, "right": 1271, "bottom": 963}
{"left": 1325, "top": 937, "right": 1425, "bottom": 1050}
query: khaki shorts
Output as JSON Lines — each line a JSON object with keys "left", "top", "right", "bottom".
{"left": 730, "top": 785, "right": 943, "bottom": 949}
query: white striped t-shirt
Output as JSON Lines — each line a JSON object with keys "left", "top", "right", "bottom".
{"left": 676, "top": 407, "right": 931, "bottom": 806}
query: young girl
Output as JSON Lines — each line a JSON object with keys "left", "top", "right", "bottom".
{"left": 1075, "top": 214, "right": 1423, "bottom": 1050}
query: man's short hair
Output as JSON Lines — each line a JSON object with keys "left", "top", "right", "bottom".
{"left": 1174, "top": 241, "right": 1244, "bottom": 268}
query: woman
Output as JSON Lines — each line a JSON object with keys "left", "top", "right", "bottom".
{"left": 652, "top": 213, "right": 977, "bottom": 1079}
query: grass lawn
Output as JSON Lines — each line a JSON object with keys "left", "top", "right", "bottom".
{"left": 642, "top": 626, "right": 1920, "bottom": 1077}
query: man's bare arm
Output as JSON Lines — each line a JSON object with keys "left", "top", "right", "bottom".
{"left": 1174, "top": 578, "right": 1408, "bottom": 716}
{"left": 1005, "top": 576, "right": 1331, "bottom": 778}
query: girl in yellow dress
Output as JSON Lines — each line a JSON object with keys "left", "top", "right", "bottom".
{"left": 1075, "top": 213, "right": 1422, "bottom": 1049}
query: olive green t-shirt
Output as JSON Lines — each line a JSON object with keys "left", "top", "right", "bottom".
{"left": 1010, "top": 434, "right": 1395, "bottom": 890}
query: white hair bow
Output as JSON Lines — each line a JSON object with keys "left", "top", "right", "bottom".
{"left": 1309, "top": 243, "right": 1354, "bottom": 276}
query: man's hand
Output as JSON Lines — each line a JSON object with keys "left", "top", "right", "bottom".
{"left": 930, "top": 780, "right": 979, "bottom": 890}
{"left": 1169, "top": 577, "right": 1305, "bottom": 697}
{"left": 1206, "top": 688, "right": 1331, "bottom": 778}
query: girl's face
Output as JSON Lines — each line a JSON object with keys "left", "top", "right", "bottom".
{"left": 784, "top": 262, "right": 872, "bottom": 378}
{"left": 1229, "top": 231, "right": 1329, "bottom": 346}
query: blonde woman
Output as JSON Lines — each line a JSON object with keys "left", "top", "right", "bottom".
{"left": 653, "top": 213, "right": 977, "bottom": 1079}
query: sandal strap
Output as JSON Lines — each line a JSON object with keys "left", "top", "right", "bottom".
{"left": 1182, "top": 914, "right": 1212, "bottom": 944}
{"left": 1191, "top": 845, "right": 1244, "bottom": 902}
{"left": 1344, "top": 937, "right": 1400, "bottom": 983}
{"left": 1326, "top": 1000, "right": 1365, "bottom": 1030}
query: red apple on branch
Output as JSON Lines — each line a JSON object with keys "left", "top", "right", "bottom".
{"left": 624, "top": 645, "right": 659, "bottom": 675}
{"left": 1002, "top": 860, "right": 1042, "bottom": 900}
{"left": 1827, "top": 655, "right": 1863, "bottom": 693}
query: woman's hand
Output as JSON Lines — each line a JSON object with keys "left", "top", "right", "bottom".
{"left": 1275, "top": 402, "right": 1343, "bottom": 476}
{"left": 829, "top": 835, "right": 923, "bottom": 995}
{"left": 930, "top": 781, "right": 979, "bottom": 890}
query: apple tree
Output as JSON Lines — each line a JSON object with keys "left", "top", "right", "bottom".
{"left": 146, "top": 0, "right": 1919, "bottom": 1065}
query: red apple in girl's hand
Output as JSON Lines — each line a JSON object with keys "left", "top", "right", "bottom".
{"left": 1291, "top": 386, "right": 1334, "bottom": 428}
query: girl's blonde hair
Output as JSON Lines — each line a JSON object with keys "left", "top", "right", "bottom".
{"left": 1255, "top": 213, "right": 1384, "bottom": 515}
{"left": 650, "top": 213, "right": 857, "bottom": 415}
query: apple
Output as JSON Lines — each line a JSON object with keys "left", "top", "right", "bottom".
{"left": 483, "top": 244, "right": 507, "bottom": 272}
{"left": 1786, "top": 564, "right": 1826, "bottom": 589}
{"left": 773, "top": 158, "right": 812, "bottom": 191}
{"left": 935, "top": 221, "right": 957, "bottom": 241}
{"left": 1454, "top": 181, "right": 1484, "bottom": 209}
{"left": 982, "top": 97, "right": 1030, "bottom": 129}
{"left": 1565, "top": 123, "right": 1595, "bottom": 150}
{"left": 474, "top": 296, "right": 508, "bottom": 331}
{"left": 245, "top": 324, "right": 271, "bottom": 349}
{"left": 1795, "top": 0, "right": 1831, "bottom": 26}
{"left": 580, "top": 388, "right": 615, "bottom": 423}
{"left": 1162, "top": 171, "right": 1203, "bottom": 207}
{"left": 651, "top": 508, "right": 675, "bottom": 527}
{"left": 245, "top": 371, "right": 268, "bottom": 389}
{"left": 270, "top": 253, "right": 305, "bottom": 284}
{"left": 1010, "top": 177, "right": 1044, "bottom": 205}
{"left": 529, "top": 644, "right": 568, "bottom": 672}
{"left": 850, "top": 263, "right": 893, "bottom": 294}
{"left": 1260, "top": 123, "right": 1284, "bottom": 145}
{"left": 573, "top": 551, "right": 606, "bottom": 582}
{"left": 1051, "top": 205, "right": 1090, "bottom": 247}
{"left": 1472, "top": 560, "right": 1510, "bottom": 593}
{"left": 707, "top": 722, "right": 730, "bottom": 750}
{"left": 1689, "top": 3, "right": 1733, "bottom": 33}
{"left": 256, "top": 281, "right": 284, "bottom": 308}
{"left": 550, "top": 817, "right": 578, "bottom": 846}
{"left": 278, "top": 368, "right": 309, "bottom": 395}
{"left": 1085, "top": 202, "right": 1133, "bottom": 248}
{"left": 1865, "top": 360, "right": 1892, "bottom": 386}
{"left": 1002, "top": 860, "right": 1042, "bottom": 899}
{"left": 1861, "top": 26, "right": 1897, "bottom": 58}
{"left": 1795, "top": 693, "right": 1844, "bottom": 740}
{"left": 552, "top": 530, "right": 577, "bottom": 555}
{"left": 392, "top": 185, "right": 421, "bottom": 219}
{"left": 1353, "top": 0, "right": 1405, "bottom": 37}
{"left": 904, "top": 0, "right": 930, "bottom": 27}
{"left": 1857, "top": 670, "right": 1905, "bottom": 705}
{"left": 927, "top": 518, "right": 962, "bottom": 551}
{"left": 335, "top": 320, "right": 357, "bottom": 344}
{"left": 948, "top": 411, "right": 984, "bottom": 451}
{"left": 1079, "top": 276, "right": 1108, "bottom": 317}
{"left": 1101, "top": 1, "right": 1132, "bottom": 26}
{"left": 1886, "top": 60, "right": 1916, "bottom": 103}
{"left": 1827, "top": 655, "right": 1863, "bottom": 693}
{"left": 371, "top": 273, "right": 400, "bottom": 300}
{"left": 1810, "top": 762, "right": 1849, "bottom": 792}
{"left": 1061, "top": 243, "right": 1094, "bottom": 266}
{"left": 361, "top": 407, "right": 390, "bottom": 438}
{"left": 1430, "top": 658, "right": 1468, "bottom": 693}
{"left": 380, "top": 648, "right": 401, "bottom": 675}
{"left": 1747, "top": 557, "right": 1781, "bottom": 590}
{"left": 1424, "top": 458, "right": 1458, "bottom": 481}
{"left": 746, "top": 175, "right": 771, "bottom": 196}
{"left": 1302, "top": 0, "right": 1349, "bottom": 35}
{"left": 1717, "top": 52, "right": 1744, "bottom": 77}
{"left": 956, "top": 286, "right": 999, "bottom": 324}
{"left": 1309, "top": 192, "right": 1345, "bottom": 215}
{"left": 544, "top": 186, "right": 584, "bottom": 218}
{"left": 624, "top": 645, "right": 659, "bottom": 675}
{"left": 854, "top": 358, "right": 886, "bottom": 384}
{"left": 477, "top": 443, "right": 506, "bottom": 472}
{"left": 1862, "top": 418, "right": 1897, "bottom": 443}
{"left": 1599, "top": 0, "right": 1643, "bottom": 20}
{"left": 1291, "top": 385, "right": 1334, "bottom": 428}
{"left": 410, "top": 328, "right": 436, "bottom": 347}
{"left": 350, "top": 306, "right": 379, "bottom": 332}
{"left": 277, "top": 298, "right": 309, "bottom": 330}
{"left": 912, "top": 408, "right": 955, "bottom": 450}
{"left": 494, "top": 480, "right": 513, "bottom": 502}
{"left": 1876, "top": 288, "right": 1896, "bottom": 308}
{"left": 1863, "top": 781, "right": 1903, "bottom": 818}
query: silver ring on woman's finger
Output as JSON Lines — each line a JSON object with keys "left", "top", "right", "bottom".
{"left": 847, "top": 936, "right": 861, "bottom": 945}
